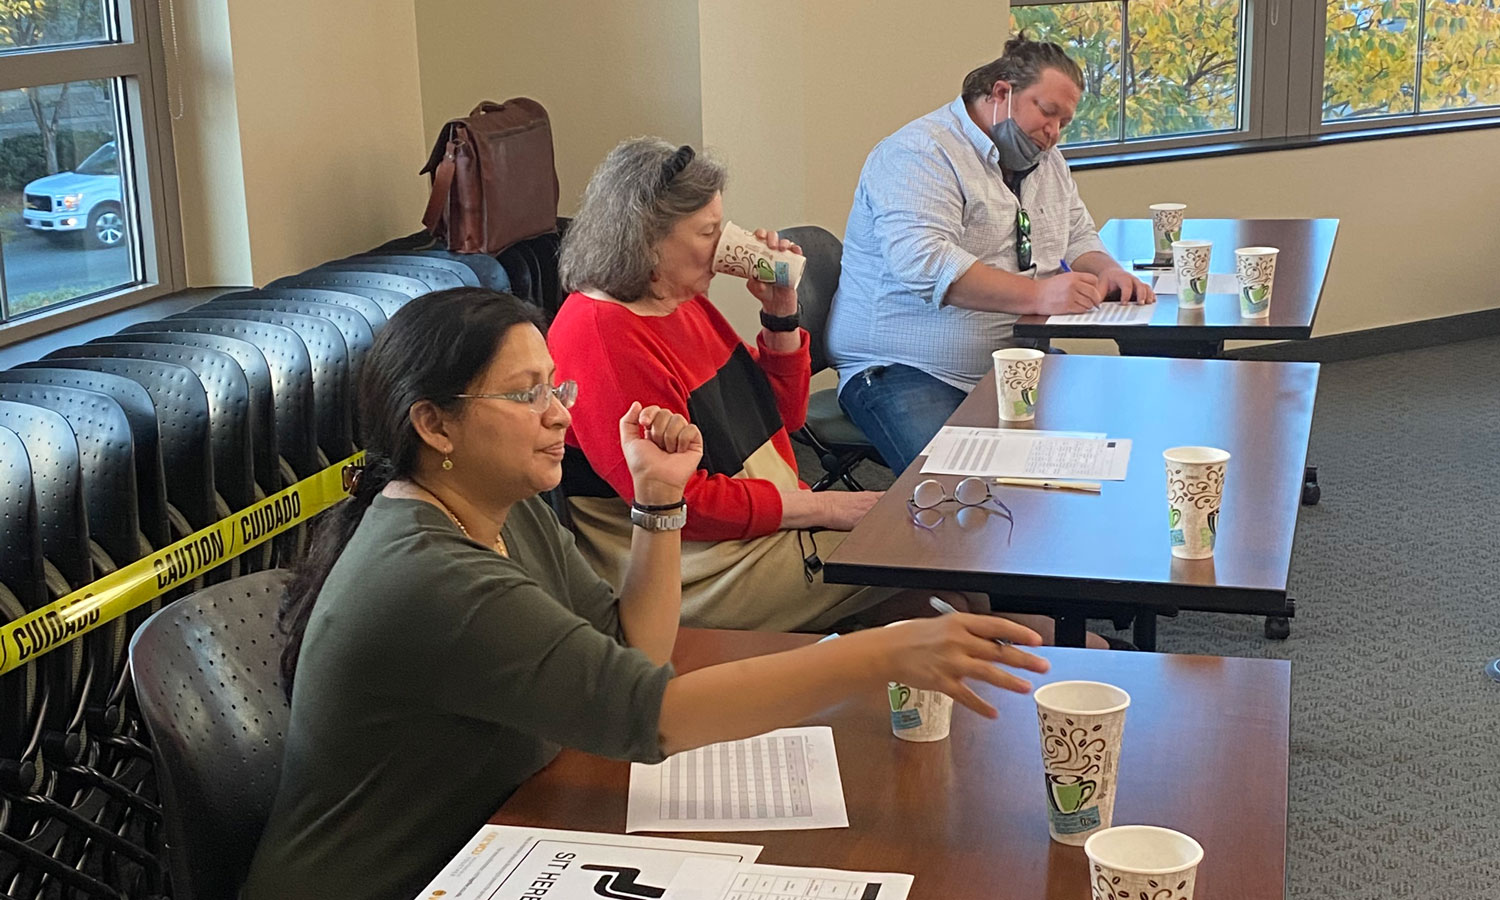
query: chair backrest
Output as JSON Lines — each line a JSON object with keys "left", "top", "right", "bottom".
{"left": 122, "top": 319, "right": 320, "bottom": 479}
{"left": 218, "top": 288, "right": 388, "bottom": 335}
{"left": 0, "top": 383, "right": 142, "bottom": 570}
{"left": 311, "top": 261, "right": 465, "bottom": 291}
{"left": 339, "top": 253, "right": 481, "bottom": 287}
{"left": 353, "top": 249, "right": 509, "bottom": 292}
{"left": 129, "top": 569, "right": 292, "bottom": 900}
{"left": 519, "top": 234, "right": 562, "bottom": 320}
{"left": 777, "top": 225, "right": 844, "bottom": 375}
{"left": 0, "top": 367, "right": 170, "bottom": 549}
{"left": 0, "top": 424, "right": 46, "bottom": 612}
{"left": 49, "top": 343, "right": 255, "bottom": 513}
{"left": 203, "top": 296, "right": 375, "bottom": 383}
{"left": 21, "top": 357, "right": 218, "bottom": 530}
{"left": 497, "top": 246, "right": 536, "bottom": 308}
{"left": 0, "top": 400, "right": 91, "bottom": 591}
{"left": 169, "top": 308, "right": 353, "bottom": 462}
{"left": 266, "top": 270, "right": 427, "bottom": 308}
{"left": 102, "top": 331, "right": 280, "bottom": 497}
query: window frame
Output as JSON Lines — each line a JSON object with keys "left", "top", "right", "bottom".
{"left": 1009, "top": 0, "right": 1500, "bottom": 163}
{"left": 0, "top": 0, "right": 185, "bottom": 344}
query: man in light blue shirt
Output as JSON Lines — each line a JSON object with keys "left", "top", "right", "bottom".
{"left": 826, "top": 36, "right": 1153, "bottom": 474}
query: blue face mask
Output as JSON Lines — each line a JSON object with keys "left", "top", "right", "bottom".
{"left": 988, "top": 93, "right": 1045, "bottom": 172}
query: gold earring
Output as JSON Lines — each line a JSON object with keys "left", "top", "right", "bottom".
{"left": 442, "top": 455, "right": 454, "bottom": 471}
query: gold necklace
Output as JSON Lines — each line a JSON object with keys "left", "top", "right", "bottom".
{"left": 413, "top": 482, "right": 507, "bottom": 557}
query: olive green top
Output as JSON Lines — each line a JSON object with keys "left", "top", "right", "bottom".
{"left": 243, "top": 495, "right": 673, "bottom": 900}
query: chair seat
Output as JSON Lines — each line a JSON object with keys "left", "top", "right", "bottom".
{"left": 805, "top": 388, "right": 873, "bottom": 448}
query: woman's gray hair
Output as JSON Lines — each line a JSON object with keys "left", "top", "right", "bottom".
{"left": 560, "top": 137, "right": 728, "bottom": 303}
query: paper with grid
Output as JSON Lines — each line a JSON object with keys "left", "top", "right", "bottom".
{"left": 628, "top": 727, "right": 848, "bottom": 833}
{"left": 663, "top": 859, "right": 913, "bottom": 900}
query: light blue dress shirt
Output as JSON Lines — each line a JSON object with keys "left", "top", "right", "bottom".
{"left": 826, "top": 96, "right": 1107, "bottom": 394}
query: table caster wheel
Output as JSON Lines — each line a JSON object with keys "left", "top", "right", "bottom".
{"left": 1264, "top": 616, "right": 1291, "bottom": 640}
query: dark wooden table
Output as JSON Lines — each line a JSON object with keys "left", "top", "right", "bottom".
{"left": 822, "top": 354, "right": 1319, "bottom": 648}
{"left": 1014, "top": 218, "right": 1339, "bottom": 358}
{"left": 493, "top": 629, "right": 1292, "bottom": 900}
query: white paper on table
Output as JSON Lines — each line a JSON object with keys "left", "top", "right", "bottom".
{"left": 919, "top": 425, "right": 1104, "bottom": 458}
{"left": 627, "top": 726, "right": 848, "bottom": 833}
{"left": 1151, "top": 272, "right": 1242, "bottom": 295}
{"left": 1044, "top": 303, "right": 1157, "bottom": 326}
{"left": 414, "top": 825, "right": 760, "bottom": 900}
{"left": 920, "top": 430, "right": 1131, "bottom": 480}
{"left": 665, "top": 858, "right": 914, "bottom": 900}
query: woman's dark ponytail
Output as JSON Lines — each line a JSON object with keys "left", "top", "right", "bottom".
{"left": 277, "top": 288, "right": 543, "bottom": 700}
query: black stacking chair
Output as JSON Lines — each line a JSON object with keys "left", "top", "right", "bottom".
{"left": 777, "top": 225, "right": 888, "bottom": 491}
{"left": 266, "top": 270, "right": 427, "bottom": 311}
{"left": 202, "top": 294, "right": 375, "bottom": 380}
{"left": 497, "top": 246, "right": 536, "bottom": 309}
{"left": 0, "top": 401, "right": 93, "bottom": 598}
{"left": 19, "top": 359, "right": 218, "bottom": 535}
{"left": 358, "top": 249, "right": 510, "bottom": 292}
{"left": 101, "top": 331, "right": 280, "bottom": 499}
{"left": 308, "top": 261, "right": 465, "bottom": 291}
{"left": 337, "top": 253, "right": 480, "bottom": 287}
{"left": 48, "top": 344, "right": 255, "bottom": 516}
{"left": 120, "top": 319, "right": 321, "bottom": 479}
{"left": 0, "top": 424, "right": 46, "bottom": 766}
{"left": 215, "top": 287, "right": 388, "bottom": 334}
{"left": 129, "top": 569, "right": 292, "bottom": 900}
{"left": 521, "top": 233, "right": 563, "bottom": 319}
{"left": 168, "top": 308, "right": 353, "bottom": 463}
{"left": 0, "top": 368, "right": 169, "bottom": 551}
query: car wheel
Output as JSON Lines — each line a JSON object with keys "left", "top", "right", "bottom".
{"left": 85, "top": 204, "right": 127, "bottom": 250}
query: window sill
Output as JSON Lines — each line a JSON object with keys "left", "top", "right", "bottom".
{"left": 1068, "top": 114, "right": 1500, "bottom": 171}
{"left": 0, "top": 285, "right": 242, "bottom": 370}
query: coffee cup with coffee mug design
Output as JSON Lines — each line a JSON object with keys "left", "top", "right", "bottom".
{"left": 1150, "top": 203, "right": 1187, "bottom": 263}
{"left": 1171, "top": 239, "right": 1213, "bottom": 309}
{"left": 992, "top": 348, "right": 1045, "bottom": 422}
{"left": 1164, "top": 446, "right": 1230, "bottom": 560}
{"left": 712, "top": 221, "right": 807, "bottom": 290}
{"left": 886, "top": 681, "right": 953, "bottom": 742}
{"left": 1234, "top": 246, "right": 1279, "bottom": 319}
{"left": 1033, "top": 680, "right": 1130, "bottom": 845}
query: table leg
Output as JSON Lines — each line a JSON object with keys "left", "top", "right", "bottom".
{"left": 1053, "top": 615, "right": 1088, "bottom": 648}
{"left": 1131, "top": 613, "right": 1158, "bottom": 652}
{"left": 1115, "top": 338, "right": 1224, "bottom": 359}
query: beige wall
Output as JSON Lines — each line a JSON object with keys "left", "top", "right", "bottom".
{"left": 414, "top": 0, "right": 705, "bottom": 215}
{"left": 221, "top": 0, "right": 429, "bottom": 286}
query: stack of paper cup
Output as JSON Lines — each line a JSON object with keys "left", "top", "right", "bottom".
{"left": 1150, "top": 203, "right": 1187, "bottom": 263}
{"left": 1033, "top": 681, "right": 1130, "bottom": 845}
{"left": 992, "top": 348, "right": 1045, "bottom": 422}
{"left": 1171, "top": 240, "right": 1213, "bottom": 309}
{"left": 712, "top": 221, "right": 807, "bottom": 290}
{"left": 1085, "top": 826, "right": 1204, "bottom": 900}
{"left": 1234, "top": 246, "right": 1279, "bottom": 318}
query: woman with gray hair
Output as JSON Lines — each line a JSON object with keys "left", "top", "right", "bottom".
{"left": 549, "top": 136, "right": 964, "bottom": 631}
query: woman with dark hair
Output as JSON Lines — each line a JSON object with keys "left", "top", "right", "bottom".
{"left": 241, "top": 288, "right": 1050, "bottom": 900}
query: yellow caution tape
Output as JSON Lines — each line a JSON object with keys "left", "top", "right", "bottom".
{"left": 0, "top": 451, "right": 364, "bottom": 678}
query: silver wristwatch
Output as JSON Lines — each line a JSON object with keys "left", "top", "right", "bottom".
{"left": 629, "top": 502, "right": 688, "bottom": 532}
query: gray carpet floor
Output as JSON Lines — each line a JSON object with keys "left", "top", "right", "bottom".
{"left": 795, "top": 336, "right": 1500, "bottom": 899}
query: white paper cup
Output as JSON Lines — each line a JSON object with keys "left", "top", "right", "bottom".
{"left": 1033, "top": 681, "right": 1130, "bottom": 845}
{"left": 1150, "top": 203, "right": 1187, "bottom": 262}
{"left": 712, "top": 221, "right": 807, "bottom": 290}
{"left": 1171, "top": 240, "right": 1213, "bottom": 309}
{"left": 992, "top": 348, "right": 1045, "bottom": 422}
{"left": 1163, "top": 446, "right": 1230, "bottom": 560}
{"left": 1234, "top": 246, "right": 1278, "bottom": 319}
{"left": 886, "top": 682, "right": 953, "bottom": 742}
{"left": 1085, "top": 826, "right": 1204, "bottom": 900}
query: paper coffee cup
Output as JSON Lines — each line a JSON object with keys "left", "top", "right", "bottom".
{"left": 1234, "top": 246, "right": 1278, "bottom": 319}
{"left": 886, "top": 682, "right": 953, "bottom": 742}
{"left": 1171, "top": 240, "right": 1212, "bottom": 309}
{"left": 1034, "top": 681, "right": 1130, "bottom": 845}
{"left": 1086, "top": 826, "right": 1204, "bottom": 900}
{"left": 1150, "top": 203, "right": 1187, "bottom": 262}
{"left": 712, "top": 221, "right": 807, "bottom": 290}
{"left": 1164, "top": 446, "right": 1230, "bottom": 560}
{"left": 992, "top": 348, "right": 1044, "bottom": 422}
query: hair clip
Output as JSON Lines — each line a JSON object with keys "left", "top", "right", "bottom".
{"left": 658, "top": 145, "right": 695, "bottom": 190}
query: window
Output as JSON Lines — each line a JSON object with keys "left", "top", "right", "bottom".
{"left": 0, "top": 0, "right": 181, "bottom": 333}
{"left": 1008, "top": 0, "right": 1500, "bottom": 157}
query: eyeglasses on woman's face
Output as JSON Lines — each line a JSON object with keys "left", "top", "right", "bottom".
{"left": 455, "top": 379, "right": 578, "bottom": 414}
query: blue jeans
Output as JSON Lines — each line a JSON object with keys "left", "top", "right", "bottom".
{"left": 838, "top": 364, "right": 968, "bottom": 475}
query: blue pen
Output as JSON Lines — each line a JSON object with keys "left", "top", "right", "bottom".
{"left": 1058, "top": 259, "right": 1072, "bottom": 273}
{"left": 929, "top": 596, "right": 1012, "bottom": 648}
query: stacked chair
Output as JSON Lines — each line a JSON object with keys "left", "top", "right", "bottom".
{"left": 0, "top": 228, "right": 564, "bottom": 899}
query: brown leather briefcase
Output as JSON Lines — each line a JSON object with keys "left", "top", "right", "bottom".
{"left": 420, "top": 98, "right": 560, "bottom": 254}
